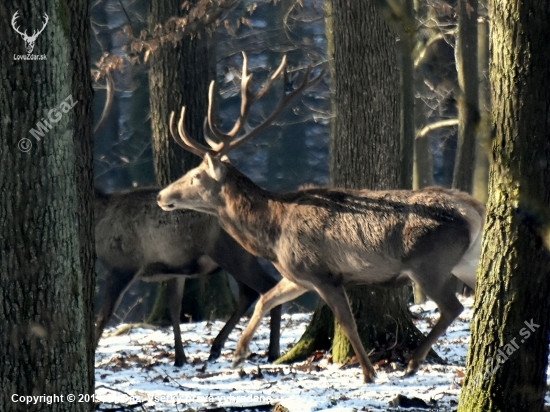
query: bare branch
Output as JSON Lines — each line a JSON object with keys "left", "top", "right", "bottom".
{"left": 416, "top": 119, "right": 459, "bottom": 139}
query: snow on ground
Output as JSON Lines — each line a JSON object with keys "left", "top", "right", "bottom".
{"left": 95, "top": 297, "right": 550, "bottom": 411}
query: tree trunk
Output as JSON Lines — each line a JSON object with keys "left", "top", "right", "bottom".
{"left": 147, "top": 0, "right": 235, "bottom": 324}
{"left": 149, "top": 0, "right": 212, "bottom": 183}
{"left": 280, "top": 0, "right": 432, "bottom": 367}
{"left": 472, "top": 10, "right": 490, "bottom": 204}
{"left": 450, "top": 0, "right": 480, "bottom": 296}
{"left": 398, "top": 0, "right": 415, "bottom": 191}
{"left": 452, "top": 0, "right": 479, "bottom": 193}
{"left": 0, "top": 1, "right": 95, "bottom": 411}
{"left": 458, "top": 1, "right": 550, "bottom": 411}
{"left": 275, "top": 302, "right": 334, "bottom": 364}
{"left": 411, "top": 0, "right": 435, "bottom": 304}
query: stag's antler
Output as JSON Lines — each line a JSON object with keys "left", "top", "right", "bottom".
{"left": 169, "top": 53, "right": 324, "bottom": 158}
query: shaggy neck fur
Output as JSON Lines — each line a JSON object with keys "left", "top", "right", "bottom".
{"left": 215, "top": 164, "right": 284, "bottom": 262}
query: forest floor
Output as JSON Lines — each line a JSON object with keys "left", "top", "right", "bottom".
{"left": 95, "top": 297, "right": 550, "bottom": 411}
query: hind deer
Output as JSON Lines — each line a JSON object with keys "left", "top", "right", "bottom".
{"left": 156, "top": 54, "right": 485, "bottom": 383}
{"left": 93, "top": 77, "right": 283, "bottom": 366}
{"left": 94, "top": 187, "right": 282, "bottom": 366}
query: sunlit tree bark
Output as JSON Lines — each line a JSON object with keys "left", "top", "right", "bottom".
{"left": 458, "top": 1, "right": 550, "bottom": 410}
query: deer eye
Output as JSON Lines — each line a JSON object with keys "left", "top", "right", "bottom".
{"left": 191, "top": 173, "right": 200, "bottom": 185}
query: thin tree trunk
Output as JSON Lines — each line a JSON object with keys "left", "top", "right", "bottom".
{"left": 453, "top": 0, "right": 479, "bottom": 193}
{"left": 472, "top": 10, "right": 490, "bottom": 204}
{"left": 0, "top": 1, "right": 95, "bottom": 410}
{"left": 458, "top": 1, "right": 550, "bottom": 410}
{"left": 411, "top": 0, "right": 434, "bottom": 304}
{"left": 399, "top": 0, "right": 415, "bottom": 190}
{"left": 450, "top": 0, "right": 480, "bottom": 296}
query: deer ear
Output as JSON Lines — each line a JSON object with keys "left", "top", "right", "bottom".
{"left": 205, "top": 153, "right": 225, "bottom": 181}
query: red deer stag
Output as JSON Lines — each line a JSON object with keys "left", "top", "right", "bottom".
{"left": 156, "top": 54, "right": 485, "bottom": 383}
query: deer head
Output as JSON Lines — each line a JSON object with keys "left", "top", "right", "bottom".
{"left": 12, "top": 11, "right": 49, "bottom": 54}
{"left": 157, "top": 53, "right": 324, "bottom": 214}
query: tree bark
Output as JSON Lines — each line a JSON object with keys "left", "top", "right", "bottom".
{"left": 147, "top": 0, "right": 235, "bottom": 324}
{"left": 279, "top": 0, "right": 430, "bottom": 367}
{"left": 398, "top": 0, "right": 415, "bottom": 190}
{"left": 411, "top": 0, "right": 434, "bottom": 304}
{"left": 453, "top": 0, "right": 479, "bottom": 193}
{"left": 458, "top": 1, "right": 550, "bottom": 410}
{"left": 472, "top": 10, "right": 490, "bottom": 204}
{"left": 0, "top": 1, "right": 95, "bottom": 411}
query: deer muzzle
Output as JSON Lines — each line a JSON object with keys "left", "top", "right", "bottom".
{"left": 157, "top": 192, "right": 176, "bottom": 211}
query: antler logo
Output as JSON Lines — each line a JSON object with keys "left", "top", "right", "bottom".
{"left": 11, "top": 11, "right": 49, "bottom": 54}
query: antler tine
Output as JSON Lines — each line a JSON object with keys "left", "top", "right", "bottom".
{"left": 93, "top": 73, "right": 115, "bottom": 134}
{"left": 203, "top": 116, "right": 221, "bottom": 149}
{"left": 216, "top": 64, "right": 325, "bottom": 157}
{"left": 207, "top": 53, "right": 256, "bottom": 146}
{"left": 169, "top": 108, "right": 208, "bottom": 158}
{"left": 255, "top": 55, "right": 287, "bottom": 101}
{"left": 206, "top": 81, "right": 228, "bottom": 144}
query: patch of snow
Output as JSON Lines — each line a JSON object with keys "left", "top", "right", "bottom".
{"left": 95, "top": 297, "right": 550, "bottom": 411}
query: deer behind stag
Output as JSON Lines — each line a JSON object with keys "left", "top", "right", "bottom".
{"left": 156, "top": 54, "right": 485, "bottom": 383}
{"left": 94, "top": 187, "right": 282, "bottom": 366}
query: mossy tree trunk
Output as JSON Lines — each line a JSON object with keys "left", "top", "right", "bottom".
{"left": 147, "top": 0, "right": 235, "bottom": 324}
{"left": 279, "top": 0, "right": 431, "bottom": 366}
{"left": 0, "top": 0, "right": 95, "bottom": 410}
{"left": 458, "top": 1, "right": 550, "bottom": 410}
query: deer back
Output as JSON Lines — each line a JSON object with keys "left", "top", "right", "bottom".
{"left": 210, "top": 167, "right": 484, "bottom": 287}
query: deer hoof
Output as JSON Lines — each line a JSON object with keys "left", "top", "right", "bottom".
{"left": 174, "top": 357, "right": 188, "bottom": 367}
{"left": 208, "top": 350, "right": 221, "bottom": 362}
{"left": 403, "top": 359, "right": 420, "bottom": 377}
{"left": 363, "top": 374, "right": 376, "bottom": 384}
{"left": 232, "top": 352, "right": 248, "bottom": 368}
{"left": 267, "top": 352, "right": 281, "bottom": 363}
{"left": 362, "top": 367, "right": 376, "bottom": 384}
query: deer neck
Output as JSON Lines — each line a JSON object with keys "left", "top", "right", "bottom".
{"left": 216, "top": 170, "right": 282, "bottom": 262}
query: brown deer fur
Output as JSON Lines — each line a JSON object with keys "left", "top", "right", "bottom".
{"left": 157, "top": 155, "right": 485, "bottom": 382}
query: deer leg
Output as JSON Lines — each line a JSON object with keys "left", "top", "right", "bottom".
{"left": 314, "top": 283, "right": 376, "bottom": 384}
{"left": 208, "top": 230, "right": 282, "bottom": 360}
{"left": 267, "top": 304, "right": 282, "bottom": 361}
{"left": 233, "top": 278, "right": 306, "bottom": 367}
{"left": 95, "top": 268, "right": 136, "bottom": 349}
{"left": 166, "top": 277, "right": 187, "bottom": 366}
{"left": 209, "top": 281, "right": 259, "bottom": 361}
{"left": 405, "top": 269, "right": 464, "bottom": 376}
